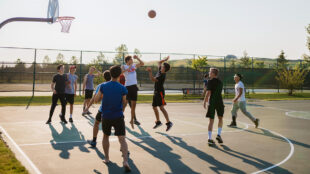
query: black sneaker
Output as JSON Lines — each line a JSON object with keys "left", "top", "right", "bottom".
{"left": 69, "top": 118, "right": 73, "bottom": 123}
{"left": 134, "top": 119, "right": 141, "bottom": 125}
{"left": 254, "top": 119, "right": 260, "bottom": 128}
{"left": 208, "top": 139, "right": 215, "bottom": 146}
{"left": 46, "top": 119, "right": 51, "bottom": 124}
{"left": 166, "top": 122, "right": 173, "bottom": 132}
{"left": 153, "top": 121, "right": 162, "bottom": 129}
{"left": 228, "top": 121, "right": 237, "bottom": 127}
{"left": 216, "top": 135, "right": 223, "bottom": 144}
{"left": 59, "top": 114, "right": 67, "bottom": 124}
{"left": 87, "top": 140, "right": 97, "bottom": 148}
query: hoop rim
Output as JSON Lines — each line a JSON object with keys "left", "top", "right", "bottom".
{"left": 57, "top": 16, "right": 75, "bottom": 22}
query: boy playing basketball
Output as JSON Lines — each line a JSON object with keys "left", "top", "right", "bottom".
{"left": 46, "top": 64, "right": 68, "bottom": 124}
{"left": 85, "top": 70, "right": 111, "bottom": 147}
{"left": 82, "top": 66, "right": 101, "bottom": 115}
{"left": 65, "top": 65, "right": 78, "bottom": 123}
{"left": 122, "top": 55, "right": 144, "bottom": 126}
{"left": 228, "top": 73, "right": 260, "bottom": 128}
{"left": 146, "top": 56, "right": 173, "bottom": 131}
{"left": 203, "top": 68, "right": 225, "bottom": 146}
{"left": 94, "top": 65, "right": 131, "bottom": 172}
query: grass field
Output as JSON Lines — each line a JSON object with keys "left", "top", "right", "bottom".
{"left": 0, "top": 136, "right": 29, "bottom": 174}
{"left": 0, "top": 93, "right": 309, "bottom": 107}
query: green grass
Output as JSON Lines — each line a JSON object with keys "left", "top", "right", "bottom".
{"left": 0, "top": 137, "right": 29, "bottom": 174}
{"left": 0, "top": 93, "right": 310, "bottom": 107}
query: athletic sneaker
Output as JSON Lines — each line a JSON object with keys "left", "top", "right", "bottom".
{"left": 153, "top": 121, "right": 162, "bottom": 129}
{"left": 254, "top": 119, "right": 260, "bottom": 128}
{"left": 208, "top": 139, "right": 215, "bottom": 146}
{"left": 228, "top": 121, "right": 237, "bottom": 127}
{"left": 59, "top": 114, "right": 67, "bottom": 124}
{"left": 69, "top": 118, "right": 73, "bottom": 123}
{"left": 216, "top": 135, "right": 223, "bottom": 144}
{"left": 87, "top": 140, "right": 97, "bottom": 148}
{"left": 46, "top": 119, "right": 51, "bottom": 124}
{"left": 166, "top": 122, "right": 173, "bottom": 132}
{"left": 134, "top": 119, "right": 141, "bottom": 125}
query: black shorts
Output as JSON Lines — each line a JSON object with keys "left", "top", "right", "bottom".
{"left": 102, "top": 117, "right": 125, "bottom": 136}
{"left": 85, "top": 89, "right": 94, "bottom": 99}
{"left": 65, "top": 94, "right": 74, "bottom": 104}
{"left": 206, "top": 104, "right": 225, "bottom": 119}
{"left": 96, "top": 111, "right": 102, "bottom": 122}
{"left": 152, "top": 91, "right": 166, "bottom": 107}
{"left": 126, "top": 85, "right": 138, "bottom": 101}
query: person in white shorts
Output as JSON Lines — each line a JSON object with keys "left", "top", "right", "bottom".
{"left": 228, "top": 73, "right": 260, "bottom": 128}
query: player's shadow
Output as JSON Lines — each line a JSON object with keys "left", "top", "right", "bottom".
{"left": 49, "top": 123, "right": 90, "bottom": 159}
{"left": 90, "top": 133, "right": 140, "bottom": 173}
{"left": 156, "top": 132, "right": 245, "bottom": 174}
{"left": 84, "top": 115, "right": 102, "bottom": 131}
{"left": 233, "top": 126, "right": 310, "bottom": 150}
{"left": 126, "top": 126, "right": 201, "bottom": 174}
{"left": 214, "top": 144, "right": 293, "bottom": 174}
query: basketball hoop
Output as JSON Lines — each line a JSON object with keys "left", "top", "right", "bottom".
{"left": 57, "top": 16, "right": 75, "bottom": 33}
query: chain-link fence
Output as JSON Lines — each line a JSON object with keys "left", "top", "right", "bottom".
{"left": 0, "top": 46, "right": 309, "bottom": 96}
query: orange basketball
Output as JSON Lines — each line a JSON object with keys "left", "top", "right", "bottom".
{"left": 148, "top": 10, "right": 156, "bottom": 18}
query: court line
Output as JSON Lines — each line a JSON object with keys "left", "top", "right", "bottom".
{"left": 285, "top": 111, "right": 310, "bottom": 120}
{"left": 0, "top": 125, "right": 42, "bottom": 174}
{"left": 18, "top": 131, "right": 211, "bottom": 146}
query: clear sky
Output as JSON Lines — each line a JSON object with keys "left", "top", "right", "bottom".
{"left": 0, "top": 0, "right": 309, "bottom": 63}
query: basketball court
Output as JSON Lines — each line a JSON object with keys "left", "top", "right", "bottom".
{"left": 0, "top": 100, "right": 310, "bottom": 173}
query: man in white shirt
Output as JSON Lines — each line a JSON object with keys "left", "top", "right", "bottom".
{"left": 228, "top": 74, "right": 260, "bottom": 128}
{"left": 122, "top": 55, "right": 144, "bottom": 126}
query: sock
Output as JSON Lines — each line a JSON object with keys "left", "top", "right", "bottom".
{"left": 70, "top": 114, "right": 72, "bottom": 118}
{"left": 208, "top": 131, "right": 212, "bottom": 140}
{"left": 93, "top": 137, "right": 97, "bottom": 142}
{"left": 218, "top": 128, "right": 222, "bottom": 136}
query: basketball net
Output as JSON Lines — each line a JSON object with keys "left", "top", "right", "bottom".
{"left": 57, "top": 16, "right": 75, "bottom": 33}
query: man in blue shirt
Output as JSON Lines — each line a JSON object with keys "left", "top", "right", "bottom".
{"left": 94, "top": 65, "right": 132, "bottom": 172}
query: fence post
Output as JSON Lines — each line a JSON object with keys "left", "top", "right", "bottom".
{"left": 79, "top": 51, "right": 83, "bottom": 96}
{"left": 193, "top": 54, "right": 196, "bottom": 93}
{"left": 32, "top": 49, "right": 37, "bottom": 97}
{"left": 252, "top": 57, "right": 254, "bottom": 93}
{"left": 224, "top": 56, "right": 226, "bottom": 97}
{"left": 160, "top": 53, "right": 162, "bottom": 60}
{"left": 122, "top": 52, "right": 125, "bottom": 65}
{"left": 277, "top": 59, "right": 279, "bottom": 93}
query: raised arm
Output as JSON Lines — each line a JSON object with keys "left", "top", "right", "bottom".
{"left": 158, "top": 56, "right": 169, "bottom": 67}
{"left": 146, "top": 67, "right": 158, "bottom": 83}
{"left": 134, "top": 55, "right": 144, "bottom": 68}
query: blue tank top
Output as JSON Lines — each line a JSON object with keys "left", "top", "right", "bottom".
{"left": 86, "top": 74, "right": 95, "bottom": 90}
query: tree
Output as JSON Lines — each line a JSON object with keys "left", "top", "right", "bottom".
{"left": 229, "top": 59, "right": 237, "bottom": 68}
{"left": 276, "top": 66, "right": 308, "bottom": 95}
{"left": 134, "top": 48, "right": 142, "bottom": 58}
{"left": 14, "top": 58, "right": 26, "bottom": 70}
{"left": 240, "top": 51, "right": 251, "bottom": 68}
{"left": 254, "top": 60, "right": 265, "bottom": 69}
{"left": 43, "top": 55, "right": 51, "bottom": 64}
{"left": 114, "top": 44, "right": 128, "bottom": 64}
{"left": 70, "top": 56, "right": 79, "bottom": 65}
{"left": 54, "top": 53, "right": 66, "bottom": 64}
{"left": 191, "top": 56, "right": 208, "bottom": 72}
{"left": 307, "top": 24, "right": 310, "bottom": 52}
{"left": 276, "top": 50, "right": 288, "bottom": 69}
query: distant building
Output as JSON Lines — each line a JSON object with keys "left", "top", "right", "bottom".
{"left": 225, "top": 54, "right": 237, "bottom": 59}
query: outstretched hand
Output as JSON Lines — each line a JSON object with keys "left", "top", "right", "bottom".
{"left": 130, "top": 119, "right": 135, "bottom": 129}
{"left": 164, "top": 56, "right": 170, "bottom": 61}
{"left": 133, "top": 55, "right": 138, "bottom": 59}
